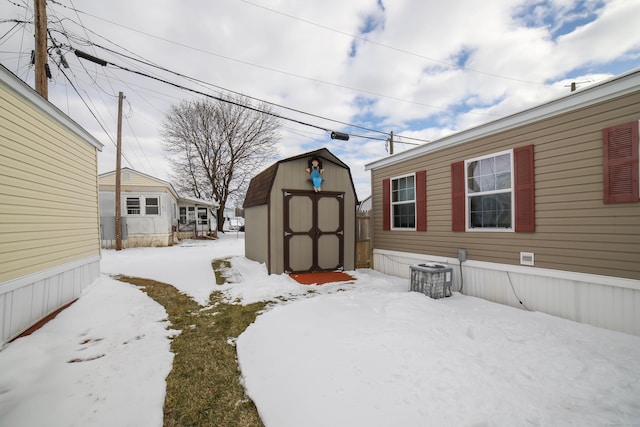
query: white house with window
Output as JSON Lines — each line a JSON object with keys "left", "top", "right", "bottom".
{"left": 366, "top": 68, "right": 640, "bottom": 336}
{"left": 98, "top": 168, "right": 217, "bottom": 248}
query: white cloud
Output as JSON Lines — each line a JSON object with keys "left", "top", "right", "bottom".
{"left": 1, "top": 0, "right": 638, "bottom": 202}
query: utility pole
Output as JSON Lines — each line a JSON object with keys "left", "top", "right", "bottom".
{"left": 389, "top": 131, "right": 394, "bottom": 155}
{"left": 34, "top": 0, "right": 48, "bottom": 98}
{"left": 115, "top": 91, "right": 124, "bottom": 250}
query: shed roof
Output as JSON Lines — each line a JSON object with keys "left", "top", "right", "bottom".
{"left": 243, "top": 148, "right": 351, "bottom": 208}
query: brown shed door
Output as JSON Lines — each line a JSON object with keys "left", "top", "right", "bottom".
{"left": 283, "top": 190, "right": 344, "bottom": 273}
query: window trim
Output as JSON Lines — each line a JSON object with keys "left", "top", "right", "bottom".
{"left": 197, "top": 207, "right": 208, "bottom": 225}
{"left": 390, "top": 172, "right": 417, "bottom": 231}
{"left": 464, "top": 149, "right": 515, "bottom": 232}
{"left": 125, "top": 196, "right": 141, "bottom": 215}
{"left": 144, "top": 196, "right": 160, "bottom": 216}
{"left": 124, "top": 195, "right": 161, "bottom": 216}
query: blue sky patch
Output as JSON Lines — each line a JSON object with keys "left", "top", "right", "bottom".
{"left": 513, "top": 0, "right": 605, "bottom": 41}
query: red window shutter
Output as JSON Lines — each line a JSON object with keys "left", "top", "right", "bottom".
{"left": 382, "top": 178, "right": 390, "bottom": 230}
{"left": 603, "top": 122, "right": 639, "bottom": 203}
{"left": 514, "top": 145, "right": 535, "bottom": 232}
{"left": 451, "top": 162, "right": 465, "bottom": 231}
{"left": 416, "top": 170, "right": 427, "bottom": 231}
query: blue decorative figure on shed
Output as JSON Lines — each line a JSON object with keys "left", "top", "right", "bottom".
{"left": 306, "top": 157, "right": 324, "bottom": 192}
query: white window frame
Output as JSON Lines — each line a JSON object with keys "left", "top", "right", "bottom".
{"left": 464, "top": 149, "right": 515, "bottom": 232}
{"left": 144, "top": 197, "right": 160, "bottom": 216}
{"left": 390, "top": 172, "right": 416, "bottom": 231}
{"left": 126, "top": 197, "right": 140, "bottom": 215}
{"left": 124, "top": 195, "right": 161, "bottom": 216}
{"left": 197, "top": 207, "right": 208, "bottom": 225}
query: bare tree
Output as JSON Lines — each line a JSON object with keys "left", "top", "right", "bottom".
{"left": 162, "top": 95, "right": 281, "bottom": 231}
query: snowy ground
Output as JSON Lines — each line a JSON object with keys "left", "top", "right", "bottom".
{"left": 1, "top": 233, "right": 639, "bottom": 426}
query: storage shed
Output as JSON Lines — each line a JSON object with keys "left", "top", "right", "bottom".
{"left": 243, "top": 148, "right": 358, "bottom": 274}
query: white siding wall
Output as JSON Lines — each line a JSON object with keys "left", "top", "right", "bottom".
{"left": 1, "top": 257, "right": 100, "bottom": 344}
{"left": 374, "top": 249, "right": 640, "bottom": 336}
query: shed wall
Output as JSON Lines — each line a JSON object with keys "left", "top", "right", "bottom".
{"left": 245, "top": 205, "right": 269, "bottom": 266}
{"left": 371, "top": 92, "right": 640, "bottom": 280}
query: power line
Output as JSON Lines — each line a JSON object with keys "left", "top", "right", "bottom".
{"left": 6, "top": 1, "right": 433, "bottom": 146}
{"left": 240, "top": 0, "right": 561, "bottom": 87}
{"left": 56, "top": 62, "right": 134, "bottom": 167}
{"left": 44, "top": 0, "right": 502, "bottom": 118}
{"left": 73, "top": 39, "right": 394, "bottom": 137}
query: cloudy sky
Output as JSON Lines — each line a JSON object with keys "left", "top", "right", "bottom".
{"left": 1, "top": 0, "right": 639, "bottom": 202}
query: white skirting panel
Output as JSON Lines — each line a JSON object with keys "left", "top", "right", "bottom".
{"left": 0, "top": 256, "right": 101, "bottom": 346}
{"left": 373, "top": 249, "right": 640, "bottom": 336}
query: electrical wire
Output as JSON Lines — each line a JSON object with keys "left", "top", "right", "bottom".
{"left": 506, "top": 271, "right": 531, "bottom": 311}
{"left": 91, "top": 53, "right": 399, "bottom": 140}
{"left": 56, "top": 61, "right": 134, "bottom": 167}
{"left": 7, "top": 0, "right": 500, "bottom": 146}
{"left": 5, "top": 0, "right": 511, "bottom": 150}
{"left": 43, "top": 17, "right": 408, "bottom": 142}
{"left": 44, "top": 0, "right": 504, "bottom": 119}
{"left": 72, "top": 40, "right": 393, "bottom": 137}
{"left": 240, "top": 0, "right": 563, "bottom": 87}
{"left": 459, "top": 260, "right": 464, "bottom": 294}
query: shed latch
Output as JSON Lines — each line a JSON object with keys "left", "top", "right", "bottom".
{"left": 284, "top": 231, "right": 292, "bottom": 237}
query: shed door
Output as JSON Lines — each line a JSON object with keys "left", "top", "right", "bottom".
{"left": 283, "top": 190, "right": 344, "bottom": 273}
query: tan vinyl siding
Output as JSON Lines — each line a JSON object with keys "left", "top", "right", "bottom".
{"left": 372, "top": 92, "right": 640, "bottom": 280}
{"left": 0, "top": 86, "right": 100, "bottom": 283}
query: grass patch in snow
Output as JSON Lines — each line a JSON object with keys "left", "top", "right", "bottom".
{"left": 116, "top": 275, "right": 266, "bottom": 427}
{"left": 211, "top": 258, "right": 235, "bottom": 285}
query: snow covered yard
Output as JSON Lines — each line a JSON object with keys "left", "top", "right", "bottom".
{"left": 1, "top": 233, "right": 639, "bottom": 426}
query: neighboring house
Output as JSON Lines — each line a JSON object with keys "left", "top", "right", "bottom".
{"left": 0, "top": 65, "right": 103, "bottom": 346}
{"left": 366, "top": 68, "right": 640, "bottom": 336}
{"left": 358, "top": 195, "right": 372, "bottom": 212}
{"left": 98, "top": 168, "right": 217, "bottom": 248}
{"left": 243, "top": 148, "right": 358, "bottom": 274}
{"left": 221, "top": 206, "right": 244, "bottom": 232}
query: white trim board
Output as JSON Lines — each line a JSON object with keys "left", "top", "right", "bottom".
{"left": 373, "top": 248, "right": 640, "bottom": 291}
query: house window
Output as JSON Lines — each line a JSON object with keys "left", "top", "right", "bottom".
{"left": 197, "top": 207, "right": 208, "bottom": 225}
{"left": 391, "top": 174, "right": 416, "bottom": 229}
{"left": 452, "top": 145, "right": 534, "bottom": 232}
{"left": 145, "top": 197, "right": 159, "bottom": 215}
{"left": 466, "top": 150, "right": 513, "bottom": 230}
{"left": 179, "top": 207, "right": 187, "bottom": 224}
{"left": 126, "top": 197, "right": 140, "bottom": 215}
{"left": 187, "top": 207, "right": 196, "bottom": 223}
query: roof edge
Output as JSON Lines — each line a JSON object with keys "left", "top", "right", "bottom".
{"left": 99, "top": 167, "right": 181, "bottom": 200}
{"left": 366, "top": 67, "right": 640, "bottom": 171}
{"left": 0, "top": 64, "right": 103, "bottom": 151}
